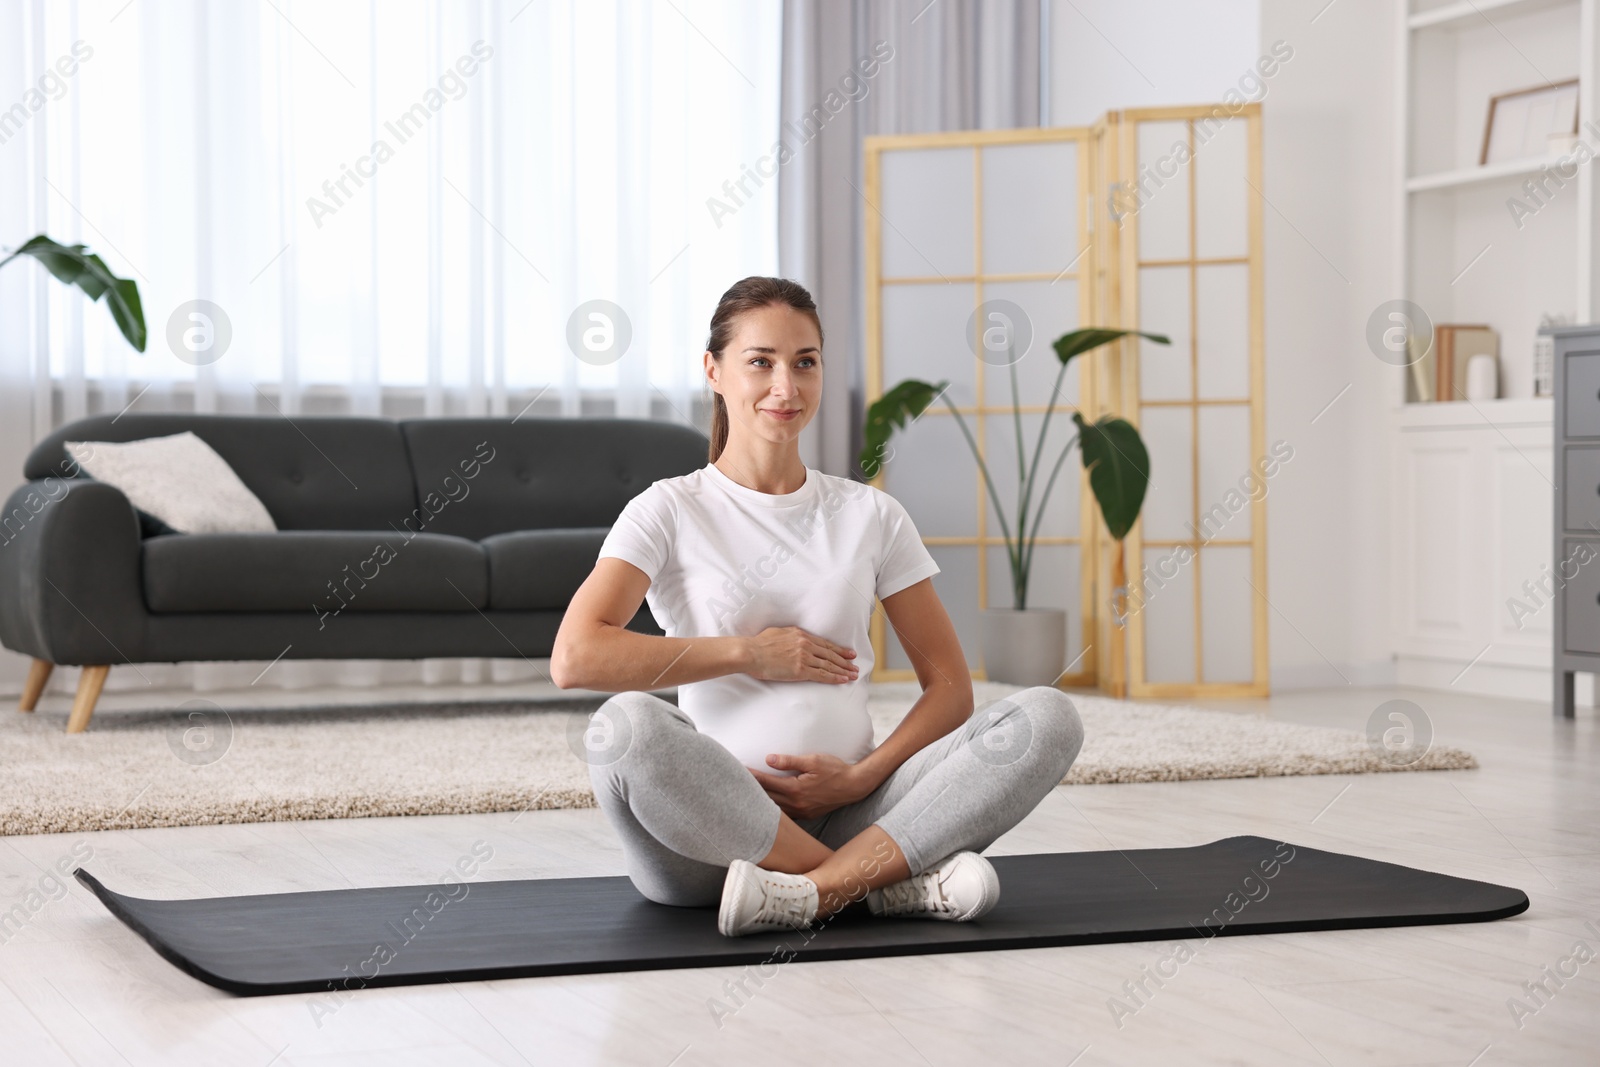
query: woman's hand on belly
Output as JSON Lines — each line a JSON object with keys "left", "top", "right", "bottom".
{"left": 745, "top": 626, "right": 859, "bottom": 684}
{"left": 748, "top": 752, "right": 872, "bottom": 821}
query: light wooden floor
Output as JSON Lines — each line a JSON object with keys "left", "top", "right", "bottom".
{"left": 1, "top": 681, "right": 1596, "bottom": 1066}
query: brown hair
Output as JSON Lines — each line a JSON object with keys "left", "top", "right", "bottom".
{"left": 703, "top": 276, "right": 824, "bottom": 462}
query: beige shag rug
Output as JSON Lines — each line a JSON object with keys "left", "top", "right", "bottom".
{"left": 1, "top": 681, "right": 1476, "bottom": 837}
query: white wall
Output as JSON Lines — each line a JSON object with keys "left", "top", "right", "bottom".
{"left": 1048, "top": 0, "right": 1263, "bottom": 124}
{"left": 1255, "top": 0, "right": 1398, "bottom": 689}
{"left": 1049, "top": 0, "right": 1398, "bottom": 691}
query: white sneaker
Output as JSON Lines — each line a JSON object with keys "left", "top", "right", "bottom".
{"left": 717, "top": 859, "right": 820, "bottom": 937}
{"left": 867, "top": 850, "right": 1000, "bottom": 922}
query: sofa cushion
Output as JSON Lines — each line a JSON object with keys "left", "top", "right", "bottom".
{"left": 142, "top": 531, "right": 488, "bottom": 614}
{"left": 26, "top": 414, "right": 419, "bottom": 532}
{"left": 65, "top": 432, "right": 278, "bottom": 534}
{"left": 398, "top": 417, "right": 709, "bottom": 540}
{"left": 483, "top": 528, "right": 610, "bottom": 610}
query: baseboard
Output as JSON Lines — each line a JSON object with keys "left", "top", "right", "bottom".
{"left": 1395, "top": 655, "right": 1594, "bottom": 706}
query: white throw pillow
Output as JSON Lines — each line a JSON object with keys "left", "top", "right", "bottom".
{"left": 64, "top": 431, "right": 278, "bottom": 534}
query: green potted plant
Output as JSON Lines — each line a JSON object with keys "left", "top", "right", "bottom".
{"left": 859, "top": 326, "right": 1168, "bottom": 688}
{"left": 1, "top": 235, "right": 146, "bottom": 351}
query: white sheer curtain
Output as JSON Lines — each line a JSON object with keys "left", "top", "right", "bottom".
{"left": 0, "top": 0, "right": 780, "bottom": 696}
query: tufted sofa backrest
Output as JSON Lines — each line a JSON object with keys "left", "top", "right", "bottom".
{"left": 398, "top": 416, "right": 709, "bottom": 539}
{"left": 24, "top": 412, "right": 710, "bottom": 537}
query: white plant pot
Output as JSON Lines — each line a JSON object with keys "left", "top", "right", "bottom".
{"left": 979, "top": 607, "right": 1067, "bottom": 687}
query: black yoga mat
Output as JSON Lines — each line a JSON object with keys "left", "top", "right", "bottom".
{"left": 74, "top": 835, "right": 1527, "bottom": 996}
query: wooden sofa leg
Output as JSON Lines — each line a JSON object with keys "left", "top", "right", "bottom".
{"left": 66, "top": 666, "right": 109, "bottom": 734}
{"left": 19, "top": 658, "right": 54, "bottom": 712}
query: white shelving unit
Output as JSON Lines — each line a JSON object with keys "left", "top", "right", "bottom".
{"left": 1409, "top": 0, "right": 1579, "bottom": 32}
{"left": 1392, "top": 0, "right": 1600, "bottom": 701}
{"left": 1395, "top": 0, "right": 1599, "bottom": 405}
{"left": 1405, "top": 152, "right": 1571, "bottom": 192}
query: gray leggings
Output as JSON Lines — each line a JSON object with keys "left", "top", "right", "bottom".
{"left": 586, "top": 686, "right": 1085, "bottom": 907}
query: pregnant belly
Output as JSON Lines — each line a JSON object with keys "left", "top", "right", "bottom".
{"left": 683, "top": 680, "right": 874, "bottom": 777}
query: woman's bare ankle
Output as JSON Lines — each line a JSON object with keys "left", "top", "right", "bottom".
{"left": 806, "top": 870, "right": 872, "bottom": 920}
{"left": 756, "top": 813, "right": 834, "bottom": 873}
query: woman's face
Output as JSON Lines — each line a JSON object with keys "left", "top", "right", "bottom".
{"left": 706, "top": 302, "right": 822, "bottom": 443}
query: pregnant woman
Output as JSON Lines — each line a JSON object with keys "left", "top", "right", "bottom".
{"left": 551, "top": 276, "right": 1084, "bottom": 938}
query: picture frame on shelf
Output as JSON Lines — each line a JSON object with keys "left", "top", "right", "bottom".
{"left": 1480, "top": 78, "right": 1579, "bottom": 165}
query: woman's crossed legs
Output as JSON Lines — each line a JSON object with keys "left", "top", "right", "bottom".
{"left": 584, "top": 686, "right": 1085, "bottom": 917}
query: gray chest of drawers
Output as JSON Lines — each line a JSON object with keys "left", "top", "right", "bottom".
{"left": 1554, "top": 324, "right": 1600, "bottom": 717}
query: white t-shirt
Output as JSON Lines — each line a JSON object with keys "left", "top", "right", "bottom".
{"left": 595, "top": 461, "right": 942, "bottom": 776}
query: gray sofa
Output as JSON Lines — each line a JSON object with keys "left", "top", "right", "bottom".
{"left": 0, "top": 413, "right": 708, "bottom": 732}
